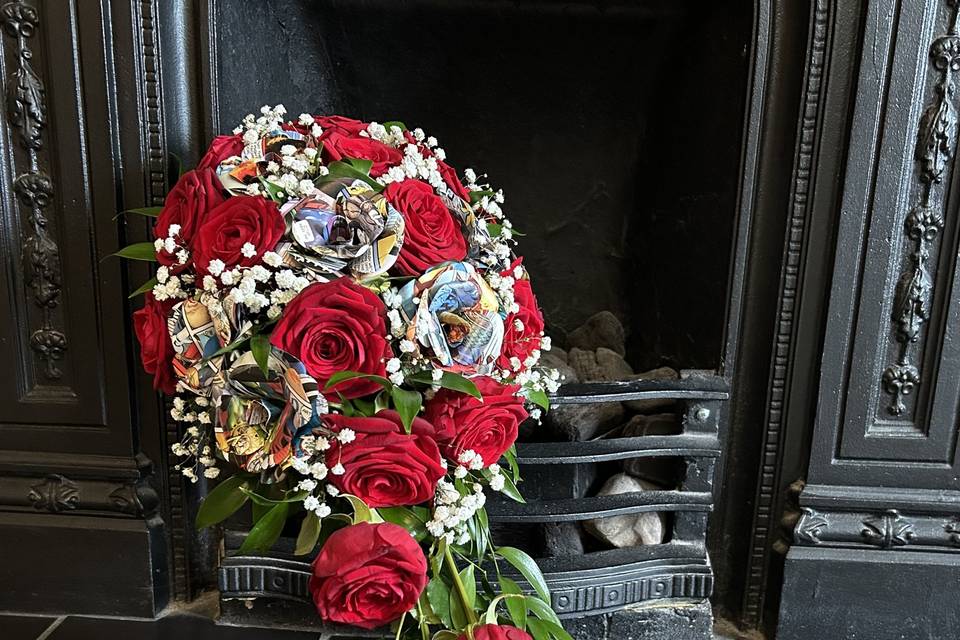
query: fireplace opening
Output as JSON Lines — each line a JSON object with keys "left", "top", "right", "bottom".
{"left": 209, "top": 0, "right": 754, "bottom": 627}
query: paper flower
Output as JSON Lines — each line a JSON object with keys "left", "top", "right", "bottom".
{"left": 280, "top": 177, "right": 404, "bottom": 279}
{"left": 212, "top": 347, "right": 328, "bottom": 474}
{"left": 399, "top": 261, "right": 505, "bottom": 376}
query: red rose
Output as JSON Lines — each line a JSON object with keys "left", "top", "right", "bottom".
{"left": 497, "top": 259, "right": 544, "bottom": 371}
{"left": 437, "top": 158, "right": 471, "bottom": 201}
{"left": 459, "top": 625, "right": 534, "bottom": 640}
{"left": 154, "top": 168, "right": 226, "bottom": 272}
{"left": 192, "top": 196, "right": 285, "bottom": 276}
{"left": 315, "top": 115, "right": 368, "bottom": 136}
{"left": 324, "top": 410, "right": 445, "bottom": 507}
{"left": 384, "top": 179, "right": 467, "bottom": 276}
{"left": 269, "top": 279, "right": 391, "bottom": 400}
{"left": 133, "top": 293, "right": 177, "bottom": 394}
{"left": 310, "top": 522, "right": 427, "bottom": 629}
{"left": 196, "top": 134, "right": 244, "bottom": 171}
{"left": 321, "top": 131, "right": 403, "bottom": 177}
{"left": 424, "top": 377, "right": 527, "bottom": 468}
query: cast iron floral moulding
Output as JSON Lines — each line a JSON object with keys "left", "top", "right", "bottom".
{"left": 0, "top": 0, "right": 67, "bottom": 380}
{"left": 881, "top": 0, "right": 960, "bottom": 416}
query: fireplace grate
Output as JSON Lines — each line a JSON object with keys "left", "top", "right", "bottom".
{"left": 218, "top": 371, "right": 725, "bottom": 620}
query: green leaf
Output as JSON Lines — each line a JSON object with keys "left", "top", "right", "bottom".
{"left": 382, "top": 120, "right": 408, "bottom": 131}
{"left": 374, "top": 390, "right": 390, "bottom": 413}
{"left": 417, "top": 588, "right": 442, "bottom": 625}
{"left": 352, "top": 396, "right": 376, "bottom": 417}
{"left": 459, "top": 564, "right": 476, "bottom": 610}
{"left": 449, "top": 583, "right": 468, "bottom": 630}
{"left": 128, "top": 277, "right": 157, "bottom": 299}
{"left": 239, "top": 486, "right": 307, "bottom": 505}
{"left": 497, "top": 472, "right": 525, "bottom": 504}
{"left": 532, "top": 619, "right": 573, "bottom": 640}
{"left": 112, "top": 242, "right": 158, "bottom": 262}
{"left": 427, "top": 578, "right": 453, "bottom": 629}
{"left": 391, "top": 386, "right": 422, "bottom": 434}
{"left": 526, "top": 619, "right": 552, "bottom": 640}
{"left": 251, "top": 501, "right": 271, "bottom": 524}
{"left": 170, "top": 152, "right": 184, "bottom": 178}
{"left": 503, "top": 446, "right": 521, "bottom": 483}
{"left": 486, "top": 222, "right": 526, "bottom": 238}
{"left": 325, "top": 370, "right": 392, "bottom": 391}
{"left": 295, "top": 513, "right": 322, "bottom": 556}
{"left": 203, "top": 336, "right": 250, "bottom": 363}
{"left": 343, "top": 494, "right": 382, "bottom": 524}
{"left": 195, "top": 475, "right": 251, "bottom": 529}
{"left": 378, "top": 506, "right": 428, "bottom": 541}
{"left": 500, "top": 577, "right": 527, "bottom": 630}
{"left": 319, "top": 161, "right": 383, "bottom": 191}
{"left": 524, "top": 595, "right": 563, "bottom": 628}
{"left": 469, "top": 189, "right": 495, "bottom": 205}
{"left": 258, "top": 177, "right": 288, "bottom": 203}
{"left": 431, "top": 632, "right": 459, "bottom": 640}
{"left": 335, "top": 393, "right": 357, "bottom": 417}
{"left": 409, "top": 371, "right": 482, "bottom": 399}
{"left": 525, "top": 389, "right": 550, "bottom": 412}
{"left": 343, "top": 157, "right": 373, "bottom": 174}
{"left": 497, "top": 546, "right": 550, "bottom": 604}
{"left": 120, "top": 206, "right": 164, "bottom": 218}
{"left": 250, "top": 333, "right": 271, "bottom": 377}
{"left": 237, "top": 501, "right": 289, "bottom": 554}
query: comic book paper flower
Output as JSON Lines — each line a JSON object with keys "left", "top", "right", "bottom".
{"left": 212, "top": 347, "right": 328, "bottom": 474}
{"left": 279, "top": 177, "right": 404, "bottom": 279}
{"left": 399, "top": 261, "right": 505, "bottom": 376}
{"left": 168, "top": 294, "right": 250, "bottom": 394}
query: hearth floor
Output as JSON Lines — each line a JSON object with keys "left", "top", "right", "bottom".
{"left": 0, "top": 612, "right": 744, "bottom": 639}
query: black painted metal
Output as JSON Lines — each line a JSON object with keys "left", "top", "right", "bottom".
{"left": 0, "top": 0, "right": 861, "bottom": 637}
{"left": 220, "top": 375, "right": 724, "bottom": 623}
{"left": 0, "top": 0, "right": 171, "bottom": 617}
{"left": 772, "top": 0, "right": 960, "bottom": 638}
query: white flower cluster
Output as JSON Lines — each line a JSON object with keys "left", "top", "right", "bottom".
{"left": 287, "top": 429, "right": 354, "bottom": 518}
{"left": 201, "top": 251, "right": 312, "bottom": 319}
{"left": 168, "top": 395, "right": 219, "bottom": 483}
{"left": 465, "top": 171, "right": 514, "bottom": 272}
{"left": 152, "top": 266, "right": 190, "bottom": 302}
{"left": 426, "top": 477, "right": 487, "bottom": 545}
{"left": 153, "top": 223, "right": 191, "bottom": 271}
{"left": 230, "top": 106, "right": 328, "bottom": 201}
{"left": 360, "top": 121, "right": 454, "bottom": 195}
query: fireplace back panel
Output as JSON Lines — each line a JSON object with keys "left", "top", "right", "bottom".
{"left": 210, "top": 0, "right": 752, "bottom": 371}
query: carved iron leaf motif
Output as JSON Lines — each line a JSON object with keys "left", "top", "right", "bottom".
{"left": 861, "top": 509, "right": 915, "bottom": 549}
{"left": 880, "top": 3, "right": 960, "bottom": 416}
{"left": 881, "top": 363, "right": 920, "bottom": 417}
{"left": 794, "top": 507, "right": 829, "bottom": 544}
{"left": 1, "top": 3, "right": 67, "bottom": 380}
{"left": 28, "top": 474, "right": 79, "bottom": 512}
{"left": 1, "top": 1, "right": 44, "bottom": 149}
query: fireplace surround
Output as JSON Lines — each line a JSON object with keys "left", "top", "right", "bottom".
{"left": 5, "top": 1, "right": 959, "bottom": 639}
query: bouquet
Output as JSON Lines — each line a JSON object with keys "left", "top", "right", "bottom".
{"left": 121, "top": 105, "right": 567, "bottom": 640}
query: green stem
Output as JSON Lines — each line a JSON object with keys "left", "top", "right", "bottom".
{"left": 444, "top": 544, "right": 479, "bottom": 625}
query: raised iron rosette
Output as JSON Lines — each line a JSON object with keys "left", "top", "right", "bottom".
{"left": 168, "top": 293, "right": 251, "bottom": 395}
{"left": 211, "top": 347, "right": 329, "bottom": 475}
{"left": 277, "top": 177, "right": 404, "bottom": 280}
{"left": 399, "top": 261, "right": 506, "bottom": 376}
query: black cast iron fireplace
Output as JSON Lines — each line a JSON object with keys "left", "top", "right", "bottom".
{"left": 205, "top": 1, "right": 752, "bottom": 636}
{"left": 1, "top": 0, "right": 823, "bottom": 638}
